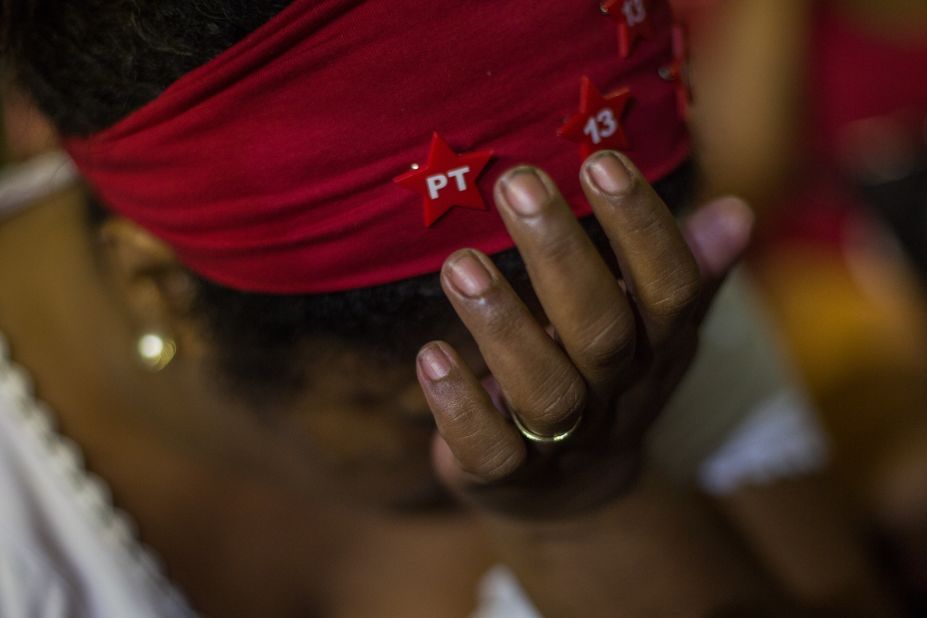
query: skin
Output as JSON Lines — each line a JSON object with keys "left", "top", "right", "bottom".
{"left": 421, "top": 153, "right": 714, "bottom": 517}
{"left": 0, "top": 131, "right": 804, "bottom": 615}
{"left": 0, "top": 96, "right": 898, "bottom": 614}
{"left": 421, "top": 155, "right": 899, "bottom": 615}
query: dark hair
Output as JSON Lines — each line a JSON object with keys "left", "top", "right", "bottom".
{"left": 4, "top": 0, "right": 694, "bottom": 405}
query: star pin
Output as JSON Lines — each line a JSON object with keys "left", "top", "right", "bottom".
{"left": 659, "top": 23, "right": 694, "bottom": 119}
{"left": 600, "top": 0, "right": 655, "bottom": 59}
{"left": 558, "top": 76, "right": 632, "bottom": 160}
{"left": 394, "top": 133, "right": 494, "bottom": 227}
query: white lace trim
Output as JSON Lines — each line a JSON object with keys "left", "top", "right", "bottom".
{"left": 0, "top": 333, "right": 196, "bottom": 615}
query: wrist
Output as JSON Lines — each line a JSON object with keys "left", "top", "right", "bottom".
{"left": 474, "top": 445, "right": 644, "bottom": 534}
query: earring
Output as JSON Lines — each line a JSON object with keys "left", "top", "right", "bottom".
{"left": 136, "top": 332, "right": 177, "bottom": 371}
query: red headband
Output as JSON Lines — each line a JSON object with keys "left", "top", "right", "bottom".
{"left": 65, "top": 0, "right": 689, "bottom": 293}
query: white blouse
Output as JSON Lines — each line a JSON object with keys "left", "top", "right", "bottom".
{"left": 0, "top": 335, "right": 195, "bottom": 617}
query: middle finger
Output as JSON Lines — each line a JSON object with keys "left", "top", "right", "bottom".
{"left": 493, "top": 167, "right": 637, "bottom": 400}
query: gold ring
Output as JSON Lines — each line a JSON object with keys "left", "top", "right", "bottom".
{"left": 510, "top": 411, "right": 583, "bottom": 444}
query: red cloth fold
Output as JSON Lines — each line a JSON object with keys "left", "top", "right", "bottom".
{"left": 65, "top": 0, "right": 689, "bottom": 293}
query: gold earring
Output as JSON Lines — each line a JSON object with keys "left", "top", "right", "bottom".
{"left": 136, "top": 332, "right": 177, "bottom": 371}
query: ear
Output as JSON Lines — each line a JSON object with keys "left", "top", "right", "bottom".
{"left": 1, "top": 85, "right": 59, "bottom": 161}
{"left": 98, "top": 216, "right": 200, "bottom": 350}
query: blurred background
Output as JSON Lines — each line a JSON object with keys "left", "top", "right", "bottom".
{"left": 2, "top": 0, "right": 927, "bottom": 609}
{"left": 673, "top": 0, "right": 927, "bottom": 606}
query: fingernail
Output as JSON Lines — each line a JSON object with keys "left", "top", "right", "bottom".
{"left": 716, "top": 197, "right": 755, "bottom": 243}
{"left": 703, "top": 198, "right": 754, "bottom": 249}
{"left": 586, "top": 151, "right": 633, "bottom": 196}
{"left": 419, "top": 344, "right": 452, "bottom": 381}
{"left": 688, "top": 197, "right": 755, "bottom": 275}
{"left": 502, "top": 168, "right": 549, "bottom": 216}
{"left": 446, "top": 251, "right": 493, "bottom": 298}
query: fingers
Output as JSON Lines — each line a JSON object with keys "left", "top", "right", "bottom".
{"left": 431, "top": 155, "right": 725, "bottom": 463}
{"left": 580, "top": 151, "right": 703, "bottom": 351}
{"left": 493, "top": 167, "right": 636, "bottom": 396}
{"left": 682, "top": 196, "right": 754, "bottom": 320}
{"left": 417, "top": 341, "right": 526, "bottom": 483}
{"left": 440, "top": 249, "right": 587, "bottom": 437}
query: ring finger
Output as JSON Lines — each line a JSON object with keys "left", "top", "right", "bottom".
{"left": 440, "top": 249, "right": 587, "bottom": 438}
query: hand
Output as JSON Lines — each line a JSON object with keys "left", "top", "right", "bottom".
{"left": 416, "top": 151, "right": 753, "bottom": 520}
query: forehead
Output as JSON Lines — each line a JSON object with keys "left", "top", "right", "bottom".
{"left": 300, "top": 206, "right": 630, "bottom": 381}
{"left": 304, "top": 319, "right": 482, "bottom": 395}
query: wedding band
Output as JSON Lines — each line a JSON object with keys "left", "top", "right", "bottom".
{"left": 511, "top": 411, "right": 583, "bottom": 444}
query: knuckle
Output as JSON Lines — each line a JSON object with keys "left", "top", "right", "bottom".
{"left": 478, "top": 298, "right": 522, "bottom": 339}
{"left": 575, "top": 312, "right": 637, "bottom": 371}
{"left": 623, "top": 208, "right": 664, "bottom": 238}
{"left": 467, "top": 445, "right": 525, "bottom": 482}
{"left": 523, "top": 374, "right": 587, "bottom": 428}
{"left": 643, "top": 271, "right": 702, "bottom": 319}
{"left": 534, "top": 227, "right": 587, "bottom": 263}
{"left": 439, "top": 396, "right": 476, "bottom": 429}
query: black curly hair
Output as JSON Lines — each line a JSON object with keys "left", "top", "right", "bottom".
{"left": 2, "top": 0, "right": 694, "bottom": 405}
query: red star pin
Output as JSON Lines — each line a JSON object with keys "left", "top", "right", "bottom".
{"left": 558, "top": 76, "right": 632, "bottom": 160}
{"left": 394, "top": 133, "right": 494, "bottom": 227}
{"left": 659, "top": 23, "right": 693, "bottom": 119}
{"left": 601, "top": 0, "right": 655, "bottom": 59}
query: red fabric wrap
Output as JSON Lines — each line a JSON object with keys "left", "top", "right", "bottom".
{"left": 64, "top": 0, "right": 689, "bottom": 293}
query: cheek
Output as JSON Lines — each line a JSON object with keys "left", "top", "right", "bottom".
{"left": 287, "top": 372, "right": 437, "bottom": 468}
{"left": 275, "top": 400, "right": 442, "bottom": 506}
{"left": 285, "top": 345, "right": 443, "bottom": 464}
{"left": 396, "top": 382, "right": 431, "bottom": 419}
{"left": 300, "top": 403, "right": 428, "bottom": 464}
